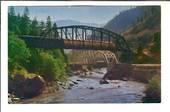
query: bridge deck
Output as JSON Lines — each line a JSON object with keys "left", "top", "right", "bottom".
{"left": 20, "top": 36, "right": 117, "bottom": 51}
{"left": 64, "top": 39, "right": 116, "bottom": 49}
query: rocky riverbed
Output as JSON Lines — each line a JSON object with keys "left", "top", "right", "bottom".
{"left": 19, "top": 68, "right": 146, "bottom": 103}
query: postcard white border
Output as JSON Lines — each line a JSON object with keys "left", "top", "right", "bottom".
{"left": 1, "top": 1, "right": 170, "bottom": 112}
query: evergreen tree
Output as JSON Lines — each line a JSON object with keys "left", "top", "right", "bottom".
{"left": 40, "top": 21, "right": 45, "bottom": 28}
{"left": 30, "top": 17, "right": 39, "bottom": 35}
{"left": 19, "top": 6, "right": 30, "bottom": 35}
{"left": 39, "top": 21, "right": 45, "bottom": 35}
{"left": 8, "top": 6, "right": 16, "bottom": 34}
{"left": 23, "top": 6, "right": 29, "bottom": 17}
{"left": 46, "top": 16, "right": 52, "bottom": 29}
{"left": 9, "top": 6, "right": 15, "bottom": 16}
{"left": 46, "top": 16, "right": 52, "bottom": 37}
{"left": 8, "top": 7, "right": 68, "bottom": 82}
{"left": 53, "top": 23, "right": 58, "bottom": 38}
{"left": 53, "top": 23, "right": 57, "bottom": 28}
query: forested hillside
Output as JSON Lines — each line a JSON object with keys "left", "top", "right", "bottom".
{"left": 122, "top": 6, "right": 161, "bottom": 64}
{"left": 8, "top": 7, "right": 68, "bottom": 99}
{"left": 104, "top": 6, "right": 161, "bottom": 64}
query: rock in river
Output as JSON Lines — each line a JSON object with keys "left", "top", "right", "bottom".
{"left": 99, "top": 79, "right": 109, "bottom": 84}
{"left": 87, "top": 87, "right": 94, "bottom": 90}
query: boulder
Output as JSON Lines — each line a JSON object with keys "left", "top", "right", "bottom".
{"left": 69, "top": 83, "right": 74, "bottom": 87}
{"left": 122, "top": 77, "right": 128, "bottom": 81}
{"left": 99, "top": 79, "right": 109, "bottom": 84}
{"left": 9, "top": 74, "right": 45, "bottom": 99}
{"left": 75, "top": 71, "right": 81, "bottom": 75}
{"left": 72, "top": 81, "right": 78, "bottom": 85}
{"left": 21, "top": 76, "right": 45, "bottom": 98}
{"left": 103, "top": 64, "right": 133, "bottom": 80}
{"left": 77, "top": 79, "right": 83, "bottom": 82}
{"left": 8, "top": 74, "right": 25, "bottom": 95}
{"left": 103, "top": 64, "right": 161, "bottom": 83}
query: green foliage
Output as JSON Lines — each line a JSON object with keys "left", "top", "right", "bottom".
{"left": 38, "top": 52, "right": 60, "bottom": 81}
{"left": 19, "top": 15, "right": 30, "bottom": 35}
{"left": 12, "top": 67, "right": 37, "bottom": 78}
{"left": 23, "top": 7, "right": 29, "bottom": 17}
{"left": 9, "top": 6, "right": 15, "bottom": 16}
{"left": 125, "top": 7, "right": 161, "bottom": 64}
{"left": 150, "top": 32, "right": 161, "bottom": 52}
{"left": 8, "top": 7, "right": 21, "bottom": 35}
{"left": 46, "top": 16, "right": 52, "bottom": 37}
{"left": 143, "top": 75, "right": 161, "bottom": 103}
{"left": 26, "top": 48, "right": 68, "bottom": 81}
{"left": 8, "top": 6, "right": 31, "bottom": 35}
{"left": 133, "top": 32, "right": 161, "bottom": 64}
{"left": 8, "top": 33, "right": 30, "bottom": 72}
{"left": 50, "top": 49, "right": 68, "bottom": 63}
{"left": 39, "top": 21, "right": 45, "bottom": 34}
{"left": 28, "top": 51, "right": 67, "bottom": 81}
{"left": 46, "top": 16, "right": 52, "bottom": 29}
{"left": 29, "top": 17, "right": 39, "bottom": 36}
{"left": 8, "top": 7, "right": 68, "bottom": 82}
{"left": 133, "top": 54, "right": 156, "bottom": 64}
{"left": 26, "top": 48, "right": 42, "bottom": 73}
{"left": 119, "top": 52, "right": 134, "bottom": 63}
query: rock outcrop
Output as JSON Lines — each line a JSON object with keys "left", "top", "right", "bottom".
{"left": 103, "top": 64, "right": 160, "bottom": 83}
{"left": 103, "top": 64, "right": 133, "bottom": 80}
{"left": 8, "top": 74, "right": 45, "bottom": 99}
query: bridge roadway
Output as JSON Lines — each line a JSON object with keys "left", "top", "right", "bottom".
{"left": 20, "top": 36, "right": 116, "bottom": 51}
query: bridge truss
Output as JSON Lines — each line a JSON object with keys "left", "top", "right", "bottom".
{"left": 68, "top": 50, "right": 119, "bottom": 65}
{"left": 20, "top": 25, "right": 131, "bottom": 52}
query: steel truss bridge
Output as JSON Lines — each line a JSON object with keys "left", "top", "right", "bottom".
{"left": 19, "top": 25, "right": 132, "bottom": 65}
{"left": 68, "top": 50, "right": 119, "bottom": 65}
{"left": 20, "top": 25, "right": 130, "bottom": 52}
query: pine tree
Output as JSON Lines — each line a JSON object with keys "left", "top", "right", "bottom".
{"left": 9, "top": 6, "right": 15, "bottom": 16}
{"left": 46, "top": 16, "right": 52, "bottom": 37}
{"left": 39, "top": 21, "right": 45, "bottom": 35}
{"left": 46, "top": 16, "right": 52, "bottom": 30}
{"left": 30, "top": 17, "right": 39, "bottom": 35}
{"left": 53, "top": 23, "right": 57, "bottom": 28}
{"left": 19, "top": 6, "right": 30, "bottom": 35}
{"left": 8, "top": 6, "right": 16, "bottom": 33}
{"left": 23, "top": 6, "right": 29, "bottom": 17}
{"left": 53, "top": 23, "right": 58, "bottom": 38}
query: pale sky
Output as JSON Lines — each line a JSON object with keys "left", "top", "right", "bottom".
{"left": 12, "top": 6, "right": 134, "bottom": 24}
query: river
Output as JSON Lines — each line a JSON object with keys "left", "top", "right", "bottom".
{"left": 21, "top": 68, "right": 146, "bottom": 103}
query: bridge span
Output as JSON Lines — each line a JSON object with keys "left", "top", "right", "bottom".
{"left": 68, "top": 50, "right": 119, "bottom": 65}
{"left": 19, "top": 25, "right": 131, "bottom": 52}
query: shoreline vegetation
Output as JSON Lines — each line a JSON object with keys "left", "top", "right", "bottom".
{"left": 143, "top": 75, "right": 161, "bottom": 103}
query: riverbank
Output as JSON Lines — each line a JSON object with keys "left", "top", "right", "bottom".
{"left": 19, "top": 68, "right": 146, "bottom": 103}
